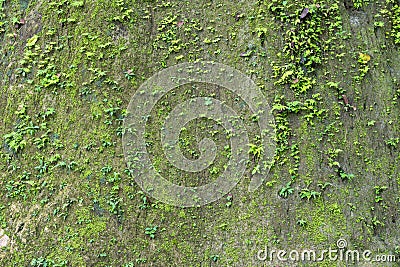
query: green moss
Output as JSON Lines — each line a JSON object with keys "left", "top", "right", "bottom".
{"left": 0, "top": 0, "right": 399, "bottom": 266}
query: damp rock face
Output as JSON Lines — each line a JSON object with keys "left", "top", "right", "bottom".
{"left": 0, "top": 229, "right": 9, "bottom": 248}
{"left": 0, "top": 0, "right": 400, "bottom": 266}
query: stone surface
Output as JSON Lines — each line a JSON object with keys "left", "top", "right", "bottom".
{"left": 0, "top": 233, "right": 9, "bottom": 248}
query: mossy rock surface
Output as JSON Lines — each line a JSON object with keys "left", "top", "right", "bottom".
{"left": 0, "top": 0, "right": 399, "bottom": 266}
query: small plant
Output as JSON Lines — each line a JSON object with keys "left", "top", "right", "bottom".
{"left": 391, "top": 4, "right": 400, "bottom": 44}
{"left": 353, "top": 52, "right": 371, "bottom": 84}
{"left": 226, "top": 194, "right": 233, "bottom": 208}
{"left": 299, "top": 188, "right": 321, "bottom": 201}
{"left": 279, "top": 181, "right": 294, "bottom": 198}
{"left": 101, "top": 165, "right": 113, "bottom": 175}
{"left": 385, "top": 137, "right": 399, "bottom": 148}
{"left": 317, "top": 182, "right": 333, "bottom": 191}
{"left": 297, "top": 219, "right": 307, "bottom": 227}
{"left": 35, "top": 158, "right": 49, "bottom": 174}
{"left": 145, "top": 226, "right": 158, "bottom": 239}
{"left": 40, "top": 108, "right": 56, "bottom": 120}
{"left": 209, "top": 166, "right": 219, "bottom": 175}
{"left": 71, "top": 1, "right": 84, "bottom": 7}
{"left": 124, "top": 69, "right": 135, "bottom": 80}
{"left": 56, "top": 161, "right": 78, "bottom": 173}
{"left": 33, "top": 132, "right": 50, "bottom": 149}
{"left": 4, "top": 131, "right": 27, "bottom": 153}
{"left": 248, "top": 143, "right": 263, "bottom": 159}
{"left": 210, "top": 254, "right": 219, "bottom": 262}
{"left": 371, "top": 216, "right": 385, "bottom": 228}
{"left": 339, "top": 170, "right": 354, "bottom": 181}
{"left": 30, "top": 257, "right": 68, "bottom": 266}
{"left": 374, "top": 186, "right": 387, "bottom": 203}
{"left": 135, "top": 258, "right": 147, "bottom": 264}
{"left": 137, "top": 191, "right": 150, "bottom": 210}
{"left": 265, "top": 180, "right": 277, "bottom": 187}
{"left": 255, "top": 27, "right": 268, "bottom": 44}
{"left": 353, "top": 0, "right": 369, "bottom": 9}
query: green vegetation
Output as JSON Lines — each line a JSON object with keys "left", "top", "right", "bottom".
{"left": 0, "top": 0, "right": 398, "bottom": 266}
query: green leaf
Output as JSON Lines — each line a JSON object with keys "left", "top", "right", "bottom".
{"left": 26, "top": 35, "right": 38, "bottom": 47}
{"left": 71, "top": 1, "right": 84, "bottom": 7}
{"left": 277, "top": 70, "right": 293, "bottom": 83}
